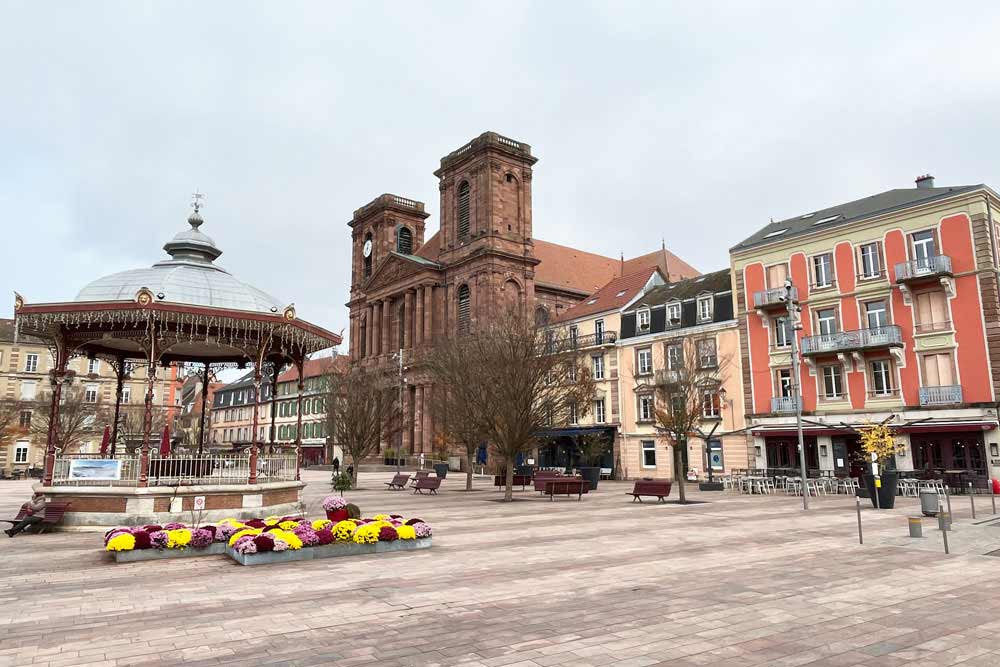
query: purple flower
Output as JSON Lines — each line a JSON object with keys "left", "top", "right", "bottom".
{"left": 233, "top": 538, "right": 257, "bottom": 555}
{"left": 149, "top": 530, "right": 169, "bottom": 549}
{"left": 413, "top": 522, "right": 432, "bottom": 539}
{"left": 322, "top": 496, "right": 347, "bottom": 511}
{"left": 216, "top": 524, "right": 241, "bottom": 541}
{"left": 272, "top": 538, "right": 289, "bottom": 552}
{"left": 292, "top": 526, "right": 319, "bottom": 546}
{"left": 190, "top": 528, "right": 214, "bottom": 548}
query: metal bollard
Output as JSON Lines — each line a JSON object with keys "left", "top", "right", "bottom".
{"left": 942, "top": 523, "right": 950, "bottom": 554}
{"left": 938, "top": 508, "right": 951, "bottom": 532}
{"left": 969, "top": 483, "right": 976, "bottom": 520}
{"left": 908, "top": 516, "right": 923, "bottom": 538}
{"left": 993, "top": 491, "right": 997, "bottom": 515}
{"left": 945, "top": 484, "right": 952, "bottom": 517}
{"left": 856, "top": 496, "right": 863, "bottom": 545}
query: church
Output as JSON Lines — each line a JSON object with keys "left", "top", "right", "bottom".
{"left": 346, "top": 131, "right": 698, "bottom": 456}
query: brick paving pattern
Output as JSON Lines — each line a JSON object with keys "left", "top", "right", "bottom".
{"left": 2, "top": 471, "right": 1000, "bottom": 667}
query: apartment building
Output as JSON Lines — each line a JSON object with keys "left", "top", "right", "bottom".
{"left": 617, "top": 270, "right": 750, "bottom": 480}
{"left": 0, "top": 318, "right": 179, "bottom": 475}
{"left": 731, "top": 176, "right": 1000, "bottom": 483}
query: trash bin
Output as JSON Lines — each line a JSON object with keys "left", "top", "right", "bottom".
{"left": 920, "top": 489, "right": 939, "bottom": 517}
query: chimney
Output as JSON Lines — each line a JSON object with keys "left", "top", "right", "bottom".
{"left": 915, "top": 174, "right": 935, "bottom": 189}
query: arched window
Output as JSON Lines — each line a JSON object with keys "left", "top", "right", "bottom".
{"left": 535, "top": 306, "right": 550, "bottom": 327}
{"left": 363, "top": 232, "right": 373, "bottom": 278}
{"left": 303, "top": 400, "right": 311, "bottom": 416}
{"left": 457, "top": 284, "right": 471, "bottom": 334}
{"left": 397, "top": 226, "right": 413, "bottom": 254}
{"left": 457, "top": 181, "right": 471, "bottom": 240}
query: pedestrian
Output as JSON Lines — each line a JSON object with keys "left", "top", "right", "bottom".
{"left": 332, "top": 456, "right": 340, "bottom": 475}
{"left": 5, "top": 493, "right": 46, "bottom": 538}
{"left": 346, "top": 463, "right": 354, "bottom": 480}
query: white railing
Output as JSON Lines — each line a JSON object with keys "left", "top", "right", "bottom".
{"left": 919, "top": 385, "right": 963, "bottom": 406}
{"left": 770, "top": 396, "right": 801, "bottom": 413}
{"left": 51, "top": 454, "right": 140, "bottom": 487}
{"left": 50, "top": 453, "right": 298, "bottom": 486}
{"left": 754, "top": 286, "right": 797, "bottom": 309}
{"left": 896, "top": 255, "right": 952, "bottom": 281}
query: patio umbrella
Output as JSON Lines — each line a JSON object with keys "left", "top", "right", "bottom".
{"left": 159, "top": 425, "right": 171, "bottom": 458}
{"left": 98, "top": 425, "right": 110, "bottom": 456}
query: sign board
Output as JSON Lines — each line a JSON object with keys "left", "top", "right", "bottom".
{"left": 193, "top": 496, "right": 206, "bottom": 511}
{"left": 836, "top": 458, "right": 845, "bottom": 468}
{"left": 67, "top": 459, "right": 121, "bottom": 481}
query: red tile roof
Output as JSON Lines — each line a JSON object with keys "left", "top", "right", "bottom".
{"left": 553, "top": 267, "right": 660, "bottom": 323}
{"left": 276, "top": 355, "right": 348, "bottom": 384}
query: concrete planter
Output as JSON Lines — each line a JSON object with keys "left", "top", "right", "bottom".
{"left": 227, "top": 537, "right": 432, "bottom": 566}
{"left": 113, "top": 542, "right": 228, "bottom": 563}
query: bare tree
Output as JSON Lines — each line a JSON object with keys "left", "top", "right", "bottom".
{"left": 653, "top": 340, "right": 731, "bottom": 504}
{"left": 29, "top": 387, "right": 109, "bottom": 454}
{"left": 426, "top": 310, "right": 595, "bottom": 501}
{"left": 116, "top": 404, "right": 169, "bottom": 454}
{"left": 324, "top": 366, "right": 400, "bottom": 487}
{"left": 0, "top": 399, "right": 20, "bottom": 453}
{"left": 424, "top": 351, "right": 489, "bottom": 492}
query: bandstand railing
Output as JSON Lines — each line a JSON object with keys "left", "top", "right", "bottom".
{"left": 50, "top": 452, "right": 298, "bottom": 486}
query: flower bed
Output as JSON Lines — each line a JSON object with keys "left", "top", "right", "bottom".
{"left": 226, "top": 514, "right": 433, "bottom": 566}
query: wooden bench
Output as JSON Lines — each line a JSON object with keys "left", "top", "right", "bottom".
{"left": 494, "top": 474, "right": 531, "bottom": 491}
{"left": 543, "top": 478, "right": 587, "bottom": 501}
{"left": 413, "top": 477, "right": 442, "bottom": 495}
{"left": 1, "top": 501, "right": 71, "bottom": 533}
{"left": 384, "top": 473, "right": 410, "bottom": 490}
{"left": 409, "top": 471, "right": 430, "bottom": 488}
{"left": 628, "top": 479, "right": 672, "bottom": 502}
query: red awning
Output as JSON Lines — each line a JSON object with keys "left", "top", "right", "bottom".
{"left": 897, "top": 422, "right": 997, "bottom": 434}
{"left": 751, "top": 427, "right": 854, "bottom": 438}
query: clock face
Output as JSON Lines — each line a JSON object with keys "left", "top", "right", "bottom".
{"left": 362, "top": 239, "right": 373, "bottom": 258}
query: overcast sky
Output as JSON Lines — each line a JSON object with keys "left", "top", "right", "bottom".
{"left": 4, "top": 1, "right": 1000, "bottom": 348}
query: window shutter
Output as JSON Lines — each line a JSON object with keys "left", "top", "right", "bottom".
{"left": 457, "top": 285, "right": 471, "bottom": 334}
{"left": 397, "top": 227, "right": 413, "bottom": 255}
{"left": 457, "top": 182, "right": 471, "bottom": 240}
{"left": 875, "top": 241, "right": 884, "bottom": 274}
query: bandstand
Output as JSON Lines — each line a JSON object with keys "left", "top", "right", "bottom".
{"left": 13, "top": 202, "right": 341, "bottom": 528}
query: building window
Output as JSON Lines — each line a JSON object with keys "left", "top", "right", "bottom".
{"left": 20, "top": 381, "right": 36, "bottom": 401}
{"left": 821, "top": 364, "right": 844, "bottom": 399}
{"left": 84, "top": 385, "right": 98, "bottom": 403}
{"left": 666, "top": 343, "right": 682, "bottom": 370}
{"left": 697, "top": 295, "right": 713, "bottom": 322}
{"left": 457, "top": 181, "right": 471, "bottom": 240}
{"left": 638, "top": 394, "right": 654, "bottom": 422}
{"left": 697, "top": 339, "right": 717, "bottom": 368}
{"left": 568, "top": 363, "right": 577, "bottom": 381}
{"left": 534, "top": 306, "right": 549, "bottom": 327}
{"left": 776, "top": 368, "right": 793, "bottom": 397}
{"left": 914, "top": 289, "right": 949, "bottom": 333}
{"left": 88, "top": 359, "right": 100, "bottom": 375}
{"left": 812, "top": 253, "right": 834, "bottom": 289}
{"left": 18, "top": 410, "right": 32, "bottom": 428}
{"left": 569, "top": 402, "right": 578, "bottom": 424}
{"left": 858, "top": 242, "right": 883, "bottom": 279}
{"left": 14, "top": 442, "right": 29, "bottom": 464}
{"left": 773, "top": 316, "right": 791, "bottom": 348}
{"left": 864, "top": 300, "right": 889, "bottom": 330}
{"left": 921, "top": 352, "right": 955, "bottom": 387}
{"left": 594, "top": 399, "right": 605, "bottom": 424}
{"left": 870, "top": 359, "right": 894, "bottom": 396}
{"left": 363, "top": 232, "right": 373, "bottom": 278}
{"left": 637, "top": 348, "right": 652, "bottom": 376}
{"left": 815, "top": 308, "right": 837, "bottom": 336}
{"left": 666, "top": 302, "right": 681, "bottom": 325}
{"left": 24, "top": 354, "right": 38, "bottom": 373}
{"left": 702, "top": 390, "right": 721, "bottom": 418}
{"left": 569, "top": 325, "right": 578, "bottom": 347}
{"left": 641, "top": 440, "right": 656, "bottom": 467}
{"left": 911, "top": 229, "right": 937, "bottom": 263}
{"left": 396, "top": 226, "right": 413, "bottom": 254}
{"left": 594, "top": 319, "right": 605, "bottom": 344}
{"left": 457, "top": 285, "right": 471, "bottom": 334}
{"left": 592, "top": 355, "right": 604, "bottom": 380}
{"left": 637, "top": 308, "right": 651, "bottom": 331}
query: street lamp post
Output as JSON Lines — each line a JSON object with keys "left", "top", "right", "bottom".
{"left": 785, "top": 278, "right": 809, "bottom": 510}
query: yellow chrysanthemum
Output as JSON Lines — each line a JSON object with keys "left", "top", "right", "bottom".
{"left": 396, "top": 525, "right": 416, "bottom": 540}
{"left": 263, "top": 515, "right": 281, "bottom": 523}
{"left": 373, "top": 514, "right": 390, "bottom": 521}
{"left": 228, "top": 528, "right": 261, "bottom": 547}
{"left": 312, "top": 519, "right": 332, "bottom": 531}
{"left": 166, "top": 529, "right": 192, "bottom": 549}
{"left": 333, "top": 520, "right": 357, "bottom": 541}
{"left": 278, "top": 520, "right": 299, "bottom": 530}
{"left": 269, "top": 529, "right": 303, "bottom": 550}
{"left": 352, "top": 524, "right": 380, "bottom": 545}
{"left": 106, "top": 533, "right": 136, "bottom": 552}
{"left": 218, "top": 518, "right": 244, "bottom": 528}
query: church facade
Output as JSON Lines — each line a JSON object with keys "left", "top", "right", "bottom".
{"left": 346, "top": 131, "right": 697, "bottom": 457}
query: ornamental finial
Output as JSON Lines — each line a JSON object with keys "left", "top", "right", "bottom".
{"left": 188, "top": 190, "right": 206, "bottom": 229}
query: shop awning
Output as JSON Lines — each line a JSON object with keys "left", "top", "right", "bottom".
{"left": 897, "top": 421, "right": 996, "bottom": 434}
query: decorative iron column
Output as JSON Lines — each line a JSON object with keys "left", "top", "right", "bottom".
{"left": 41, "top": 331, "right": 69, "bottom": 487}
{"left": 268, "top": 361, "right": 279, "bottom": 455}
{"left": 138, "top": 322, "right": 158, "bottom": 488}
{"left": 249, "top": 364, "right": 262, "bottom": 484}
{"left": 294, "top": 357, "right": 305, "bottom": 481}
{"left": 197, "top": 362, "right": 210, "bottom": 456}
{"left": 109, "top": 355, "right": 127, "bottom": 458}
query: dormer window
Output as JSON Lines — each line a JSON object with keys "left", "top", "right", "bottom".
{"left": 697, "top": 295, "right": 713, "bottom": 322}
{"left": 637, "top": 308, "right": 651, "bottom": 331}
{"left": 666, "top": 302, "right": 681, "bottom": 326}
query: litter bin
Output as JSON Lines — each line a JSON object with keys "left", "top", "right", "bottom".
{"left": 920, "top": 489, "right": 939, "bottom": 517}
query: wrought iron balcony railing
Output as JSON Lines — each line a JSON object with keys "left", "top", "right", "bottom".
{"left": 919, "top": 385, "right": 963, "bottom": 406}
{"left": 770, "top": 396, "right": 801, "bottom": 413}
{"left": 895, "top": 255, "right": 952, "bottom": 282}
{"left": 655, "top": 368, "right": 687, "bottom": 386}
{"left": 546, "top": 331, "right": 618, "bottom": 354}
{"left": 753, "top": 286, "right": 797, "bottom": 310}
{"left": 801, "top": 325, "right": 903, "bottom": 356}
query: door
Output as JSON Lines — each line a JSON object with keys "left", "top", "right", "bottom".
{"left": 707, "top": 439, "right": 724, "bottom": 471}
{"left": 911, "top": 230, "right": 937, "bottom": 272}
{"left": 832, "top": 439, "right": 848, "bottom": 475}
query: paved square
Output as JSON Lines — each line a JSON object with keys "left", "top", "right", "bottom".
{"left": 3, "top": 472, "right": 1000, "bottom": 667}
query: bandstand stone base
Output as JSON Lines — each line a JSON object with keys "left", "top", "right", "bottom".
{"left": 34, "top": 481, "right": 305, "bottom": 531}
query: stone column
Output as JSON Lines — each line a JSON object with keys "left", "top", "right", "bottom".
{"left": 403, "top": 290, "right": 414, "bottom": 349}
{"left": 422, "top": 384, "right": 433, "bottom": 453}
{"left": 372, "top": 300, "right": 381, "bottom": 356}
{"left": 367, "top": 303, "right": 377, "bottom": 358}
{"left": 424, "top": 286, "right": 434, "bottom": 343}
{"left": 445, "top": 284, "right": 454, "bottom": 337}
{"left": 381, "top": 299, "right": 391, "bottom": 353}
{"left": 414, "top": 287, "right": 424, "bottom": 347}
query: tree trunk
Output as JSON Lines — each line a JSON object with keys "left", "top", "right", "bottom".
{"left": 504, "top": 460, "right": 514, "bottom": 502}
{"left": 674, "top": 445, "right": 687, "bottom": 504}
{"left": 466, "top": 448, "right": 474, "bottom": 492}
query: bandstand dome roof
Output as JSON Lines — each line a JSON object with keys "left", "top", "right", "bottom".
{"left": 75, "top": 209, "right": 282, "bottom": 314}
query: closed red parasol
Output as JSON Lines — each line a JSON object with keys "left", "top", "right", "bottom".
{"left": 99, "top": 425, "right": 110, "bottom": 456}
{"left": 159, "top": 425, "right": 171, "bottom": 458}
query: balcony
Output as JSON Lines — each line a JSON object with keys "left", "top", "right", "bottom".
{"left": 801, "top": 325, "right": 903, "bottom": 356}
{"left": 753, "top": 286, "right": 797, "bottom": 312}
{"left": 771, "top": 396, "right": 801, "bottom": 414}
{"left": 919, "top": 385, "right": 963, "bottom": 406}
{"left": 655, "top": 368, "right": 687, "bottom": 386}
{"left": 548, "top": 331, "right": 618, "bottom": 354}
{"left": 895, "top": 255, "right": 952, "bottom": 284}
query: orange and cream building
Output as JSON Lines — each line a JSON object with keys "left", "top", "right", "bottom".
{"left": 731, "top": 175, "right": 1000, "bottom": 482}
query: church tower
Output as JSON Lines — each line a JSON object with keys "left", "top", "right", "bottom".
{"left": 348, "top": 194, "right": 429, "bottom": 295}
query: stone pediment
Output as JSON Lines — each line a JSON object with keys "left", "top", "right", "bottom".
{"left": 364, "top": 252, "right": 442, "bottom": 293}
